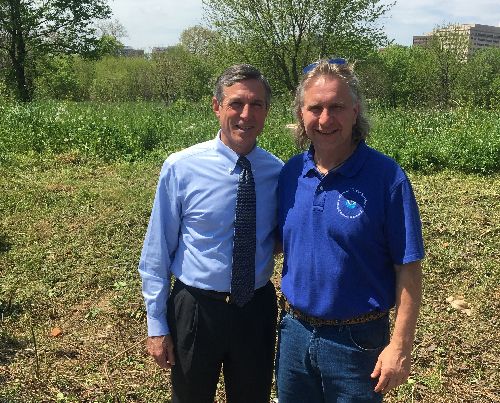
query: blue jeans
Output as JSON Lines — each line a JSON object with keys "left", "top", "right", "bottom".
{"left": 276, "top": 312, "right": 390, "bottom": 403}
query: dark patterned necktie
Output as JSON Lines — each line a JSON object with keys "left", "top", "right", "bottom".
{"left": 231, "top": 156, "right": 256, "bottom": 307}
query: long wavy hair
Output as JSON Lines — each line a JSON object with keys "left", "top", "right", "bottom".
{"left": 293, "top": 60, "right": 370, "bottom": 149}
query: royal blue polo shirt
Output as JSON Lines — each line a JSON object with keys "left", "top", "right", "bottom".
{"left": 278, "top": 141, "right": 424, "bottom": 320}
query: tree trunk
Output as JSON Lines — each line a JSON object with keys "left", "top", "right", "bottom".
{"left": 8, "top": 0, "right": 31, "bottom": 101}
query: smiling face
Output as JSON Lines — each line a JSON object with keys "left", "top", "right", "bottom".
{"left": 301, "top": 75, "right": 359, "bottom": 159}
{"left": 212, "top": 79, "right": 268, "bottom": 156}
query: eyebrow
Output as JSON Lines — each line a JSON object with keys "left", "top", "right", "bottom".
{"left": 306, "top": 101, "right": 345, "bottom": 108}
{"left": 227, "top": 97, "right": 265, "bottom": 105}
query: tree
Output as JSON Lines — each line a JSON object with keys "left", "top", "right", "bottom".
{"left": 203, "top": 0, "right": 392, "bottom": 92}
{"left": 94, "top": 18, "right": 127, "bottom": 57}
{"left": 455, "top": 47, "right": 500, "bottom": 108}
{"left": 96, "top": 18, "right": 127, "bottom": 41}
{"left": 179, "top": 25, "right": 218, "bottom": 57}
{"left": 152, "top": 45, "right": 213, "bottom": 104}
{"left": 425, "top": 25, "right": 469, "bottom": 106}
{"left": 90, "top": 55, "right": 155, "bottom": 101}
{"left": 0, "top": 0, "right": 111, "bottom": 101}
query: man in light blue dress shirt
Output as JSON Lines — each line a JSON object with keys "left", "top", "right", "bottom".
{"left": 138, "top": 64, "right": 283, "bottom": 403}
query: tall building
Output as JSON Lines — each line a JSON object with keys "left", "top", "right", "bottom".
{"left": 121, "top": 46, "right": 145, "bottom": 57}
{"left": 413, "top": 23, "right": 500, "bottom": 57}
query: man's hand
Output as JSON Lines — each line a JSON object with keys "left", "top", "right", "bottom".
{"left": 371, "top": 261, "right": 422, "bottom": 394}
{"left": 371, "top": 343, "right": 411, "bottom": 393}
{"left": 147, "top": 335, "right": 175, "bottom": 369}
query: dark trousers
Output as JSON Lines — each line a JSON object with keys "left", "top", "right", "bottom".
{"left": 167, "top": 279, "right": 278, "bottom": 403}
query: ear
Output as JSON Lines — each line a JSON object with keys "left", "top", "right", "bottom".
{"left": 212, "top": 97, "right": 220, "bottom": 118}
{"left": 353, "top": 101, "right": 359, "bottom": 122}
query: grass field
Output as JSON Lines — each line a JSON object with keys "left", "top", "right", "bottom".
{"left": 1, "top": 100, "right": 499, "bottom": 402}
{"left": 1, "top": 100, "right": 499, "bottom": 172}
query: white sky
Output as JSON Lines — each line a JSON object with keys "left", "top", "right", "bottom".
{"left": 108, "top": 0, "right": 500, "bottom": 50}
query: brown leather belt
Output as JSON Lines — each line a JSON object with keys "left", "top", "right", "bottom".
{"left": 279, "top": 294, "right": 388, "bottom": 326}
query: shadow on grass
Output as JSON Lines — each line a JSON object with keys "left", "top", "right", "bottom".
{"left": 0, "top": 233, "right": 11, "bottom": 253}
{"left": 0, "top": 297, "right": 26, "bottom": 364}
{"left": 53, "top": 349, "right": 80, "bottom": 359}
{"left": 0, "top": 331, "right": 27, "bottom": 365}
{"left": 0, "top": 298, "right": 23, "bottom": 320}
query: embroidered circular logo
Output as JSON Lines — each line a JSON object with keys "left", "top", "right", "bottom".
{"left": 337, "top": 188, "right": 367, "bottom": 218}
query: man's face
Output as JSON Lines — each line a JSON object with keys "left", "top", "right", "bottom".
{"left": 301, "top": 76, "right": 359, "bottom": 156}
{"left": 212, "top": 79, "right": 268, "bottom": 156}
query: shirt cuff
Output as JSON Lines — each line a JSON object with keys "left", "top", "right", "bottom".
{"left": 147, "top": 315, "right": 170, "bottom": 336}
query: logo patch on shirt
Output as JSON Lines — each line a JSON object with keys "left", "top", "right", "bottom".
{"left": 337, "top": 188, "right": 367, "bottom": 218}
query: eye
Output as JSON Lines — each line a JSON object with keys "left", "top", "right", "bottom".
{"left": 308, "top": 105, "right": 322, "bottom": 114}
{"left": 230, "top": 101, "right": 243, "bottom": 109}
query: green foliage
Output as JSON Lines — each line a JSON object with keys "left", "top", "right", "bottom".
{"left": 0, "top": 101, "right": 498, "bottom": 173}
{"left": 454, "top": 47, "right": 500, "bottom": 108}
{"left": 0, "top": 0, "right": 111, "bottom": 101}
{"left": 152, "top": 45, "right": 214, "bottom": 103}
{"left": 369, "top": 107, "right": 500, "bottom": 174}
{"left": 0, "top": 100, "right": 218, "bottom": 162}
{"left": 203, "top": 0, "right": 391, "bottom": 93}
{"left": 90, "top": 56, "right": 155, "bottom": 102}
{"left": 425, "top": 26, "right": 470, "bottom": 106}
{"left": 34, "top": 56, "right": 83, "bottom": 101}
{"left": 179, "top": 25, "right": 220, "bottom": 57}
{"left": 93, "top": 34, "right": 125, "bottom": 58}
{"left": 360, "top": 40, "right": 500, "bottom": 109}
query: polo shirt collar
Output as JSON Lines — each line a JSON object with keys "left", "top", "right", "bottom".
{"left": 302, "top": 147, "right": 317, "bottom": 177}
{"left": 301, "top": 140, "right": 369, "bottom": 178}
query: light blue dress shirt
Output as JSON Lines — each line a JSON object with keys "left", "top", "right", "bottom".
{"left": 139, "top": 132, "right": 284, "bottom": 336}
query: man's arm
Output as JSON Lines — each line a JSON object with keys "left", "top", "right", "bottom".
{"left": 139, "top": 160, "right": 181, "bottom": 368}
{"left": 371, "top": 260, "right": 422, "bottom": 393}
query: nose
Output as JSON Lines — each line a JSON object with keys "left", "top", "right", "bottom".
{"left": 319, "top": 108, "right": 334, "bottom": 127}
{"left": 240, "top": 104, "right": 251, "bottom": 119}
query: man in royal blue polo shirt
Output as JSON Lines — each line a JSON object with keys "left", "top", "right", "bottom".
{"left": 276, "top": 59, "right": 424, "bottom": 402}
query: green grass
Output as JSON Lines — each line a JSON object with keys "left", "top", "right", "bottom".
{"left": 1, "top": 101, "right": 499, "bottom": 401}
{"left": 1, "top": 158, "right": 499, "bottom": 402}
{"left": 370, "top": 108, "right": 500, "bottom": 174}
{"left": 1, "top": 100, "right": 499, "bottom": 173}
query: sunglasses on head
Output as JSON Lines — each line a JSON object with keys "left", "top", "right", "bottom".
{"left": 302, "top": 57, "right": 347, "bottom": 74}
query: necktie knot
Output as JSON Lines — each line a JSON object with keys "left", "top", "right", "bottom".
{"left": 237, "top": 156, "right": 251, "bottom": 171}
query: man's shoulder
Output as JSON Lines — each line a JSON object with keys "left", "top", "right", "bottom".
{"left": 254, "top": 146, "right": 284, "bottom": 168}
{"left": 281, "top": 152, "right": 305, "bottom": 172}
{"left": 363, "top": 144, "right": 407, "bottom": 178}
{"left": 164, "top": 139, "right": 215, "bottom": 166}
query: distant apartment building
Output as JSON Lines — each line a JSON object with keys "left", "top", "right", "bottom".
{"left": 151, "top": 47, "right": 170, "bottom": 55}
{"left": 121, "top": 46, "right": 145, "bottom": 57}
{"left": 413, "top": 23, "right": 500, "bottom": 57}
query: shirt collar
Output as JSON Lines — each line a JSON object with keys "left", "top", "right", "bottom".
{"left": 215, "top": 130, "right": 258, "bottom": 173}
{"left": 301, "top": 147, "right": 317, "bottom": 177}
{"left": 301, "top": 140, "right": 369, "bottom": 178}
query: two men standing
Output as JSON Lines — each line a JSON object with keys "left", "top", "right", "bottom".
{"left": 139, "top": 61, "right": 424, "bottom": 402}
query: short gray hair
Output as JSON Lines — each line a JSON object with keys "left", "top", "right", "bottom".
{"left": 214, "top": 64, "right": 272, "bottom": 108}
{"left": 293, "top": 59, "right": 370, "bottom": 149}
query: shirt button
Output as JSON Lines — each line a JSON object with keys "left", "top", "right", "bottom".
{"left": 319, "top": 186, "right": 323, "bottom": 191}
